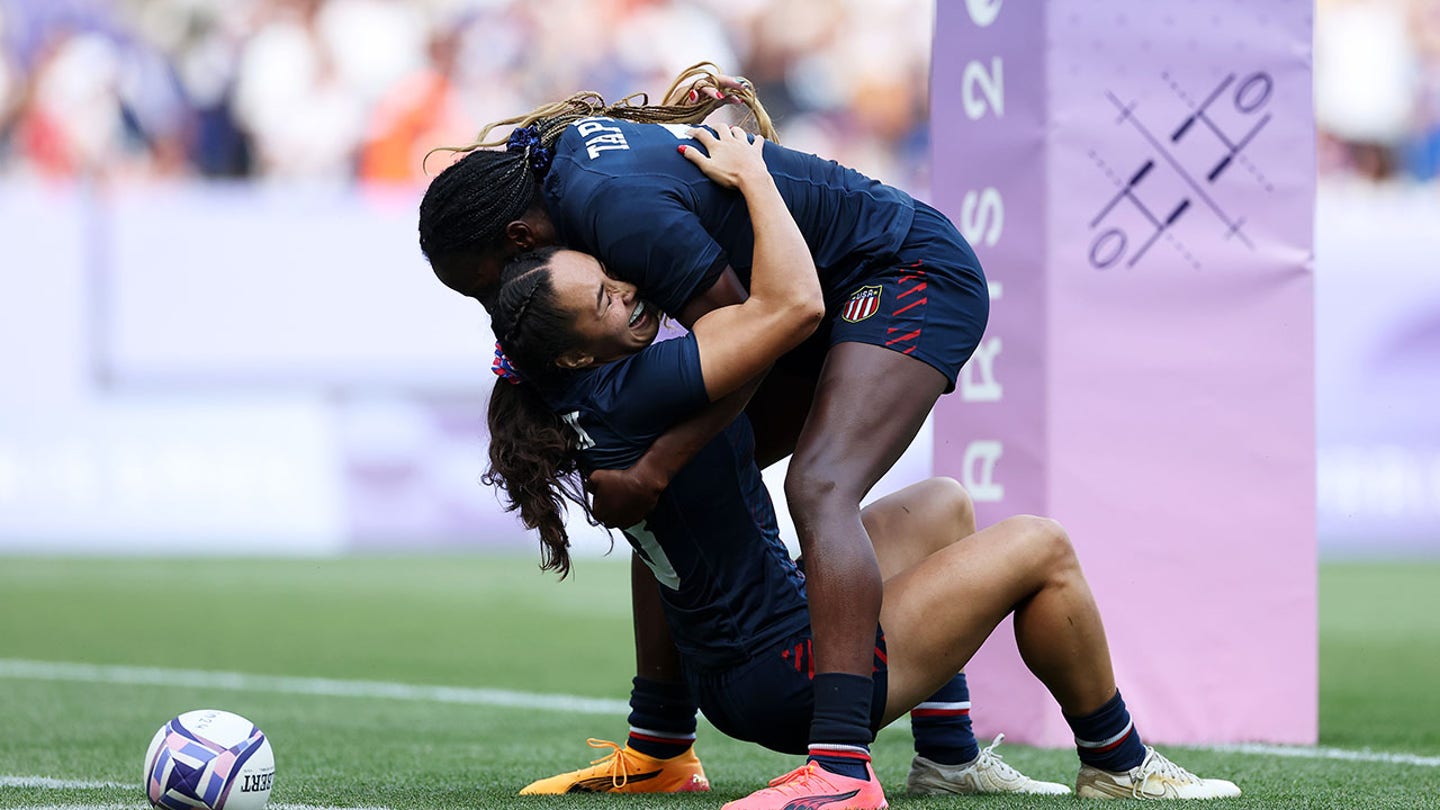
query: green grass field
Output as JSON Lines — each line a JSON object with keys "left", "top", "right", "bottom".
{"left": 1, "top": 556, "right": 1437, "bottom": 809}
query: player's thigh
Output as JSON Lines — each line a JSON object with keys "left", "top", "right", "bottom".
{"left": 878, "top": 516, "right": 1063, "bottom": 726}
{"left": 786, "top": 342, "right": 948, "bottom": 501}
{"left": 789, "top": 208, "right": 989, "bottom": 496}
{"left": 744, "top": 362, "right": 819, "bottom": 469}
{"left": 862, "top": 478, "right": 975, "bottom": 580}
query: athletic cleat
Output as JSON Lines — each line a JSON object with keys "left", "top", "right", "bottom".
{"left": 907, "top": 734, "right": 1071, "bottom": 795}
{"left": 721, "top": 761, "right": 888, "bottom": 810}
{"left": 518, "top": 738, "right": 709, "bottom": 795}
{"left": 1075, "top": 746, "right": 1241, "bottom": 800}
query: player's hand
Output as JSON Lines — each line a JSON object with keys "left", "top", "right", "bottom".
{"left": 679, "top": 125, "right": 766, "bottom": 191}
{"left": 586, "top": 465, "right": 665, "bottom": 528}
{"left": 664, "top": 71, "right": 751, "bottom": 106}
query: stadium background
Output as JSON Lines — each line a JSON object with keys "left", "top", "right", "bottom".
{"left": 1, "top": 0, "right": 1437, "bottom": 557}
{"left": 0, "top": 0, "right": 1437, "bottom": 557}
{"left": 0, "top": 1, "right": 1438, "bottom": 806}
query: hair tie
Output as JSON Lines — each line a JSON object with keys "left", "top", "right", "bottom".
{"left": 505, "top": 124, "right": 555, "bottom": 177}
{"left": 492, "top": 341, "right": 522, "bottom": 385}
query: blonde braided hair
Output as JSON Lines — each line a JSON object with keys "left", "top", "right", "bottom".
{"left": 426, "top": 62, "right": 777, "bottom": 167}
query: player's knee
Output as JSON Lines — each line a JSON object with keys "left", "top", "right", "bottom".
{"left": 929, "top": 476, "right": 974, "bottom": 535}
{"left": 1015, "top": 515, "right": 1076, "bottom": 571}
{"left": 1040, "top": 516, "right": 1078, "bottom": 571}
{"left": 784, "top": 459, "right": 845, "bottom": 515}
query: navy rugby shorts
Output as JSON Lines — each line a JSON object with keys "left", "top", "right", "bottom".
{"left": 825, "top": 201, "right": 989, "bottom": 393}
{"left": 685, "top": 628, "right": 889, "bottom": 756}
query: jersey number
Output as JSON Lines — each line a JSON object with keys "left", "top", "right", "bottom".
{"left": 625, "top": 520, "right": 680, "bottom": 590}
{"left": 560, "top": 411, "right": 596, "bottom": 449}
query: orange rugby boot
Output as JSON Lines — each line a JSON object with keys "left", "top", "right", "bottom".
{"left": 518, "top": 738, "right": 709, "bottom": 794}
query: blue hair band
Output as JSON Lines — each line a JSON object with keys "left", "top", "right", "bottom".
{"left": 492, "top": 341, "right": 523, "bottom": 385}
{"left": 505, "top": 125, "right": 554, "bottom": 177}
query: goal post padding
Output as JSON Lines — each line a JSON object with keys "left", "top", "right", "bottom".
{"left": 930, "top": 0, "right": 1316, "bottom": 745}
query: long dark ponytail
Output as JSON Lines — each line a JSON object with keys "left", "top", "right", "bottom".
{"left": 481, "top": 248, "right": 596, "bottom": 578}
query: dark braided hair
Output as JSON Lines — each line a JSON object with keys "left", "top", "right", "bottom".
{"left": 418, "top": 62, "right": 776, "bottom": 305}
{"left": 487, "top": 248, "right": 579, "bottom": 380}
{"left": 417, "top": 146, "right": 539, "bottom": 305}
{"left": 481, "top": 247, "right": 595, "bottom": 578}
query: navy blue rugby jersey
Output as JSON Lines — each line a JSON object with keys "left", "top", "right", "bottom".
{"left": 543, "top": 117, "right": 916, "bottom": 316}
{"left": 541, "top": 334, "right": 810, "bottom": 671}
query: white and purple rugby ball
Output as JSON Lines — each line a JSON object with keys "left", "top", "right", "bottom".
{"left": 144, "top": 709, "right": 274, "bottom": 810}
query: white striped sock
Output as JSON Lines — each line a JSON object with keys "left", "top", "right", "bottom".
{"left": 628, "top": 725, "right": 696, "bottom": 742}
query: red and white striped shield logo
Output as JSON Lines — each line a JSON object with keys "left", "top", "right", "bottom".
{"left": 841, "top": 285, "right": 883, "bottom": 323}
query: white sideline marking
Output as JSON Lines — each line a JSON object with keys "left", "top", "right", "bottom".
{"left": 1203, "top": 742, "right": 1440, "bottom": 768}
{"left": 6, "top": 806, "right": 142, "bottom": 810}
{"left": 0, "top": 778, "right": 128, "bottom": 789}
{"left": 1, "top": 779, "right": 388, "bottom": 810}
{"left": 6, "top": 805, "right": 386, "bottom": 810}
{"left": 0, "top": 659, "right": 629, "bottom": 715}
{"left": 4, "top": 659, "right": 1439, "bottom": 771}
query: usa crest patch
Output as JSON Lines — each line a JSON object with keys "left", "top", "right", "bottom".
{"left": 841, "top": 285, "right": 882, "bottom": 323}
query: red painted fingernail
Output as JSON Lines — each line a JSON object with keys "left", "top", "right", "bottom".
{"left": 677, "top": 145, "right": 686, "bottom": 154}
{"left": 688, "top": 90, "right": 697, "bottom": 102}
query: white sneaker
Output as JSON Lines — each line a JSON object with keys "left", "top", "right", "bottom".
{"left": 906, "top": 734, "right": 1071, "bottom": 795}
{"left": 1075, "top": 746, "right": 1241, "bottom": 800}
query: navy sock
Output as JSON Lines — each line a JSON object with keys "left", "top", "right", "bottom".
{"left": 910, "top": 672, "right": 980, "bottom": 765}
{"left": 807, "top": 672, "right": 874, "bottom": 780}
{"left": 1065, "top": 690, "right": 1146, "bottom": 772}
{"left": 626, "top": 677, "right": 696, "bottom": 759}
{"left": 807, "top": 745, "right": 873, "bottom": 781}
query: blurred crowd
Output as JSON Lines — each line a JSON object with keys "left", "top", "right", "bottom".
{"left": 2, "top": 0, "right": 1438, "bottom": 189}
{"left": 1316, "top": 0, "right": 1440, "bottom": 183}
{"left": 0, "top": 0, "right": 932, "bottom": 189}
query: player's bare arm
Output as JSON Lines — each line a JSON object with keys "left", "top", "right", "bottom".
{"left": 586, "top": 267, "right": 758, "bottom": 527}
{"left": 588, "top": 126, "right": 818, "bottom": 526}
{"left": 675, "top": 126, "right": 821, "bottom": 409}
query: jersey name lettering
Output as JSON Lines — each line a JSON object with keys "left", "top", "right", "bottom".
{"left": 560, "top": 411, "right": 596, "bottom": 449}
{"left": 575, "top": 117, "right": 630, "bottom": 159}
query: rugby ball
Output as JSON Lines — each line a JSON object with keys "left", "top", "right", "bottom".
{"left": 143, "top": 709, "right": 274, "bottom": 810}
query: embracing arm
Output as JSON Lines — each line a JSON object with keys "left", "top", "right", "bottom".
{"left": 587, "top": 128, "right": 820, "bottom": 526}
{"left": 683, "top": 128, "right": 821, "bottom": 395}
{"left": 586, "top": 268, "right": 755, "bottom": 528}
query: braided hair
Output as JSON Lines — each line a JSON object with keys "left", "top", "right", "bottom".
{"left": 482, "top": 248, "right": 594, "bottom": 578}
{"left": 418, "top": 62, "right": 776, "bottom": 304}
